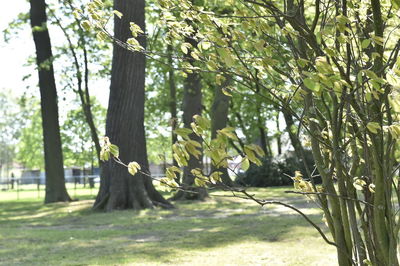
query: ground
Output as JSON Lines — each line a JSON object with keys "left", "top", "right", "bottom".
{"left": 0, "top": 186, "right": 337, "bottom": 265}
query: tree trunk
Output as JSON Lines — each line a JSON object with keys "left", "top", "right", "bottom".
{"left": 275, "top": 112, "right": 282, "bottom": 155}
{"left": 167, "top": 44, "right": 178, "bottom": 169}
{"left": 29, "top": 0, "right": 71, "bottom": 203}
{"left": 50, "top": 7, "right": 102, "bottom": 166}
{"left": 93, "top": 0, "right": 172, "bottom": 211}
{"left": 282, "top": 109, "right": 306, "bottom": 159}
{"left": 171, "top": 37, "right": 207, "bottom": 201}
{"left": 210, "top": 76, "right": 233, "bottom": 186}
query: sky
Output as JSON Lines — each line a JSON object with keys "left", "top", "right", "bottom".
{"left": 0, "top": 2, "right": 34, "bottom": 97}
{"left": 0, "top": 1, "right": 109, "bottom": 107}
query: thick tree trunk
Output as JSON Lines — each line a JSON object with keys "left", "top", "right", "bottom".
{"left": 172, "top": 37, "right": 207, "bottom": 200}
{"left": 210, "top": 76, "right": 233, "bottom": 186}
{"left": 93, "top": 0, "right": 172, "bottom": 211}
{"left": 29, "top": 0, "right": 71, "bottom": 203}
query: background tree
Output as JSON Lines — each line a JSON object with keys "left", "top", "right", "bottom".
{"left": 78, "top": 2, "right": 400, "bottom": 264}
{"left": 16, "top": 98, "right": 44, "bottom": 170}
{"left": 29, "top": 0, "right": 70, "bottom": 203}
{"left": 61, "top": 98, "right": 106, "bottom": 169}
{"left": 93, "top": 0, "right": 173, "bottom": 211}
{"left": 0, "top": 91, "right": 20, "bottom": 177}
{"left": 151, "top": 0, "right": 400, "bottom": 265}
{"left": 6, "top": 0, "right": 112, "bottom": 168}
{"left": 48, "top": 0, "right": 112, "bottom": 165}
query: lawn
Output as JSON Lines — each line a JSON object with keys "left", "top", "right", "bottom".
{"left": 0, "top": 186, "right": 337, "bottom": 265}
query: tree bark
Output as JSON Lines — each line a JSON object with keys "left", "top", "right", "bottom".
{"left": 29, "top": 0, "right": 71, "bottom": 203}
{"left": 210, "top": 76, "right": 233, "bottom": 186}
{"left": 167, "top": 44, "right": 178, "bottom": 169}
{"left": 171, "top": 36, "right": 207, "bottom": 200}
{"left": 275, "top": 112, "right": 282, "bottom": 155}
{"left": 93, "top": 0, "right": 172, "bottom": 211}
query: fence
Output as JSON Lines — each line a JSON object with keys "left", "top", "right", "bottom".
{"left": 0, "top": 174, "right": 167, "bottom": 201}
{"left": 0, "top": 175, "right": 100, "bottom": 200}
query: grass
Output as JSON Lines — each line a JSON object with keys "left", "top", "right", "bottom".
{"left": 0, "top": 184, "right": 98, "bottom": 201}
{"left": 0, "top": 187, "right": 337, "bottom": 265}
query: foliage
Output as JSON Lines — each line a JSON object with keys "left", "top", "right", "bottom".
{"left": 0, "top": 91, "right": 20, "bottom": 175}
{"left": 61, "top": 98, "right": 106, "bottom": 168}
{"left": 236, "top": 158, "right": 293, "bottom": 187}
{"left": 5, "top": 0, "right": 112, "bottom": 166}
{"left": 236, "top": 150, "right": 315, "bottom": 187}
{"left": 80, "top": 0, "right": 400, "bottom": 264}
{"left": 16, "top": 98, "right": 44, "bottom": 170}
{"left": 14, "top": 96, "right": 105, "bottom": 170}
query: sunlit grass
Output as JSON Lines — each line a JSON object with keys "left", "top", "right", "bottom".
{"left": 0, "top": 187, "right": 337, "bottom": 265}
{"left": 0, "top": 183, "right": 98, "bottom": 201}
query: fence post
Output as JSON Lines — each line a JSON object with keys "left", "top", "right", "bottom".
{"left": 36, "top": 177, "right": 40, "bottom": 198}
{"left": 16, "top": 179, "right": 20, "bottom": 200}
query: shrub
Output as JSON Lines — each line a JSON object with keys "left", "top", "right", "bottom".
{"left": 235, "top": 150, "right": 317, "bottom": 187}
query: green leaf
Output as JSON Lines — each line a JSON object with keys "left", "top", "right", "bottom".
{"left": 73, "top": 9, "right": 82, "bottom": 19}
{"left": 129, "top": 22, "right": 144, "bottom": 37}
{"left": 315, "top": 57, "right": 333, "bottom": 74}
{"left": 109, "top": 144, "right": 119, "bottom": 158}
{"left": 96, "top": 31, "right": 107, "bottom": 41}
{"left": 174, "top": 128, "right": 193, "bottom": 138}
{"left": 361, "top": 39, "right": 371, "bottom": 49}
{"left": 366, "top": 122, "right": 380, "bottom": 134}
{"left": 222, "top": 87, "right": 232, "bottom": 97}
{"left": 303, "top": 78, "right": 320, "bottom": 92}
{"left": 113, "top": 10, "right": 123, "bottom": 19}
{"left": 353, "top": 178, "right": 366, "bottom": 191}
{"left": 93, "top": 0, "right": 103, "bottom": 7}
{"left": 209, "top": 171, "right": 222, "bottom": 184}
{"left": 193, "top": 115, "right": 210, "bottom": 130}
{"left": 217, "top": 48, "right": 235, "bottom": 67}
{"left": 81, "top": 20, "right": 91, "bottom": 31}
{"left": 393, "top": 0, "right": 400, "bottom": 9}
{"left": 206, "top": 60, "right": 218, "bottom": 71}
{"left": 368, "top": 184, "right": 375, "bottom": 193}
{"left": 181, "top": 43, "right": 191, "bottom": 54}
{"left": 241, "top": 157, "right": 250, "bottom": 171}
{"left": 199, "top": 41, "right": 211, "bottom": 50}
{"left": 100, "top": 149, "right": 109, "bottom": 161}
{"left": 128, "top": 161, "right": 141, "bottom": 176}
{"left": 254, "top": 40, "right": 265, "bottom": 51}
{"left": 218, "top": 127, "right": 237, "bottom": 140}
{"left": 372, "top": 35, "right": 384, "bottom": 46}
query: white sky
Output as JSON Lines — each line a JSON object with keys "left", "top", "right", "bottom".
{"left": 0, "top": 1, "right": 109, "bottom": 107}
{"left": 0, "top": 2, "right": 34, "bottom": 97}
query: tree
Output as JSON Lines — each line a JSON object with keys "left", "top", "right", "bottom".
{"left": 48, "top": 1, "right": 112, "bottom": 166}
{"left": 93, "top": 0, "right": 173, "bottom": 211}
{"left": 210, "top": 75, "right": 233, "bottom": 186}
{"left": 153, "top": 0, "right": 400, "bottom": 265}
{"left": 29, "top": 0, "right": 71, "bottom": 203}
{"left": 16, "top": 99, "right": 44, "bottom": 170}
{"left": 0, "top": 91, "right": 19, "bottom": 178}
{"left": 6, "top": 1, "right": 111, "bottom": 168}
{"left": 171, "top": 32, "right": 208, "bottom": 200}
{"left": 79, "top": 0, "right": 400, "bottom": 264}
{"left": 61, "top": 98, "right": 106, "bottom": 169}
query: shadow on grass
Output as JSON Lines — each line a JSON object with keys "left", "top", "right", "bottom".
{"left": 0, "top": 188, "right": 333, "bottom": 265}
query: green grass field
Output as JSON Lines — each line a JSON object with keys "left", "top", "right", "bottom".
{"left": 0, "top": 186, "right": 337, "bottom": 265}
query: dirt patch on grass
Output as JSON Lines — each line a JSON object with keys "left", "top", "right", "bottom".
{"left": 121, "top": 234, "right": 162, "bottom": 243}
